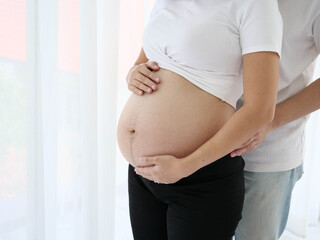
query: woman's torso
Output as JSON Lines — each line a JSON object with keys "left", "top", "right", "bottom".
{"left": 117, "top": 69, "right": 235, "bottom": 166}
{"left": 117, "top": 1, "right": 241, "bottom": 166}
{"left": 117, "top": 0, "right": 282, "bottom": 166}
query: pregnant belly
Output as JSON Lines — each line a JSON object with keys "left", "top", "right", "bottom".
{"left": 117, "top": 68, "right": 235, "bottom": 167}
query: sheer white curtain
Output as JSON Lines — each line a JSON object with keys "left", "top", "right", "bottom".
{"left": 1, "top": 0, "right": 319, "bottom": 240}
{"left": 0, "top": 0, "right": 119, "bottom": 239}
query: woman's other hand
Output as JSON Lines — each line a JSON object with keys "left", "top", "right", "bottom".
{"left": 126, "top": 61, "right": 160, "bottom": 95}
{"left": 134, "top": 155, "right": 192, "bottom": 184}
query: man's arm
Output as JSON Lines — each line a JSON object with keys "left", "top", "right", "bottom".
{"left": 231, "top": 77, "right": 320, "bottom": 157}
{"left": 273, "top": 77, "right": 320, "bottom": 129}
{"left": 232, "top": 12, "right": 320, "bottom": 156}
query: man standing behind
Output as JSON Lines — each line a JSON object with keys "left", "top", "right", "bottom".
{"left": 126, "top": 0, "right": 320, "bottom": 239}
{"left": 232, "top": 1, "right": 320, "bottom": 239}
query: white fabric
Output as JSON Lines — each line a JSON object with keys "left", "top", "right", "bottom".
{"left": 0, "top": 0, "right": 119, "bottom": 239}
{"left": 143, "top": 0, "right": 283, "bottom": 108}
{"left": 281, "top": 94, "right": 320, "bottom": 239}
{"left": 237, "top": 0, "right": 320, "bottom": 172}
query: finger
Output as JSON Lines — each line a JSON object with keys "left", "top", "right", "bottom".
{"left": 138, "top": 173, "right": 154, "bottom": 181}
{"left": 240, "top": 138, "right": 253, "bottom": 148}
{"left": 240, "top": 135, "right": 257, "bottom": 148}
{"left": 231, "top": 143, "right": 253, "bottom": 157}
{"left": 230, "top": 147, "right": 247, "bottom": 157}
{"left": 131, "top": 79, "right": 153, "bottom": 93}
{"left": 135, "top": 76, "right": 157, "bottom": 92}
{"left": 230, "top": 138, "right": 253, "bottom": 157}
{"left": 234, "top": 140, "right": 258, "bottom": 156}
{"left": 138, "top": 157, "right": 157, "bottom": 166}
{"left": 146, "top": 61, "right": 160, "bottom": 71}
{"left": 128, "top": 85, "right": 144, "bottom": 95}
{"left": 230, "top": 150, "right": 238, "bottom": 158}
{"left": 135, "top": 167, "right": 155, "bottom": 180}
{"left": 139, "top": 68, "right": 160, "bottom": 87}
{"left": 230, "top": 148, "right": 245, "bottom": 157}
{"left": 140, "top": 66, "right": 160, "bottom": 84}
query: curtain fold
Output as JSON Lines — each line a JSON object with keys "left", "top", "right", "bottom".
{"left": 0, "top": 0, "right": 119, "bottom": 239}
{"left": 79, "top": 0, "right": 98, "bottom": 239}
{"left": 96, "top": 0, "right": 120, "bottom": 239}
{"left": 26, "top": 0, "right": 37, "bottom": 239}
{"left": 37, "top": 0, "right": 59, "bottom": 239}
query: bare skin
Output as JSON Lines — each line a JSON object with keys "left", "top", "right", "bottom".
{"left": 118, "top": 48, "right": 279, "bottom": 184}
{"left": 127, "top": 50, "right": 320, "bottom": 161}
{"left": 118, "top": 47, "right": 235, "bottom": 167}
{"left": 117, "top": 67, "right": 235, "bottom": 167}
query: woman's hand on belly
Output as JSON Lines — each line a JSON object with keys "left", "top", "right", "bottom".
{"left": 126, "top": 61, "right": 160, "bottom": 95}
{"left": 134, "top": 155, "right": 193, "bottom": 184}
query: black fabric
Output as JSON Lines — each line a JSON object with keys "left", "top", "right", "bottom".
{"left": 128, "top": 154, "right": 245, "bottom": 240}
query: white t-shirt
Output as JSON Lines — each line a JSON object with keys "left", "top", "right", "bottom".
{"left": 143, "top": 0, "right": 283, "bottom": 108}
{"left": 237, "top": 0, "right": 320, "bottom": 172}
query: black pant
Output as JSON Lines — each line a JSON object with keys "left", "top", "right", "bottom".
{"left": 128, "top": 154, "right": 245, "bottom": 240}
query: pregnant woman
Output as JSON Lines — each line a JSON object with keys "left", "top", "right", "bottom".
{"left": 117, "top": 0, "right": 283, "bottom": 239}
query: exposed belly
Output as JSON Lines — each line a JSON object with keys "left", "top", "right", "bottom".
{"left": 117, "top": 68, "right": 235, "bottom": 167}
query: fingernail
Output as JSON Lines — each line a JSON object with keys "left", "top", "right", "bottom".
{"left": 155, "top": 77, "right": 159, "bottom": 82}
{"left": 139, "top": 91, "right": 143, "bottom": 95}
{"left": 148, "top": 88, "right": 152, "bottom": 93}
{"left": 152, "top": 85, "right": 156, "bottom": 90}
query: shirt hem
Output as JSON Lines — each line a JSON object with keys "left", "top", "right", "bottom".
{"left": 157, "top": 64, "right": 241, "bottom": 109}
{"left": 242, "top": 44, "right": 282, "bottom": 58}
{"left": 243, "top": 159, "right": 303, "bottom": 172}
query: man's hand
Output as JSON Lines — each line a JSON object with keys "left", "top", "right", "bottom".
{"left": 126, "top": 61, "right": 160, "bottom": 95}
{"left": 230, "top": 123, "right": 274, "bottom": 157}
